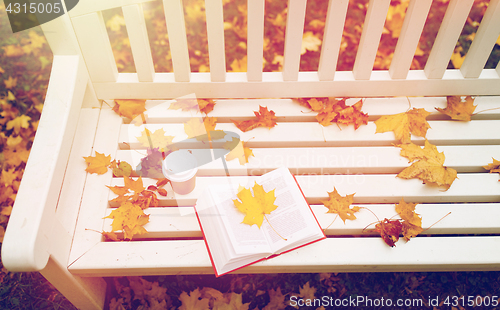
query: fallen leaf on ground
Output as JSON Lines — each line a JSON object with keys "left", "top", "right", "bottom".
{"left": 233, "top": 182, "right": 278, "bottom": 228}
{"left": 375, "top": 108, "right": 431, "bottom": 144}
{"left": 436, "top": 96, "right": 476, "bottom": 121}
{"left": 232, "top": 106, "right": 277, "bottom": 132}
{"left": 263, "top": 287, "right": 287, "bottom": 310}
{"left": 320, "top": 187, "right": 360, "bottom": 223}
{"left": 179, "top": 289, "right": 210, "bottom": 310}
{"left": 396, "top": 140, "right": 457, "bottom": 190}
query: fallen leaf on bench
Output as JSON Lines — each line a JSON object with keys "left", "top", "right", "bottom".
{"left": 375, "top": 219, "right": 403, "bottom": 247}
{"left": 104, "top": 201, "right": 150, "bottom": 240}
{"left": 436, "top": 96, "right": 476, "bottom": 121}
{"left": 111, "top": 160, "right": 132, "bottom": 177}
{"left": 233, "top": 182, "right": 278, "bottom": 228}
{"left": 375, "top": 108, "right": 430, "bottom": 144}
{"left": 136, "top": 128, "right": 177, "bottom": 152}
{"left": 137, "top": 148, "right": 165, "bottom": 179}
{"left": 483, "top": 158, "right": 500, "bottom": 174}
{"left": 83, "top": 151, "right": 112, "bottom": 175}
{"left": 298, "top": 98, "right": 368, "bottom": 129}
{"left": 320, "top": 187, "right": 359, "bottom": 223}
{"left": 224, "top": 138, "right": 254, "bottom": 165}
{"left": 395, "top": 198, "right": 423, "bottom": 241}
{"left": 113, "top": 99, "right": 147, "bottom": 120}
{"left": 232, "top": 106, "right": 277, "bottom": 132}
{"left": 396, "top": 141, "right": 457, "bottom": 190}
{"left": 168, "top": 98, "right": 216, "bottom": 114}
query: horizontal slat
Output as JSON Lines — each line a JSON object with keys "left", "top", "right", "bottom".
{"left": 116, "top": 145, "right": 500, "bottom": 175}
{"left": 120, "top": 120, "right": 500, "bottom": 148}
{"left": 108, "top": 173, "right": 500, "bottom": 206}
{"left": 140, "top": 97, "right": 500, "bottom": 123}
{"left": 102, "top": 203, "right": 500, "bottom": 239}
{"left": 68, "top": 236, "right": 500, "bottom": 276}
{"left": 93, "top": 70, "right": 500, "bottom": 99}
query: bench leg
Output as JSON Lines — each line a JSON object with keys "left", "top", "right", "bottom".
{"left": 40, "top": 257, "right": 106, "bottom": 310}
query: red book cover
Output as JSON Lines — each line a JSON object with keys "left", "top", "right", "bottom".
{"left": 194, "top": 167, "right": 326, "bottom": 277}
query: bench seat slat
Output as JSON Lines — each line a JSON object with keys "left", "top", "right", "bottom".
{"left": 102, "top": 203, "right": 500, "bottom": 239}
{"left": 68, "top": 236, "right": 500, "bottom": 276}
{"left": 115, "top": 145, "right": 500, "bottom": 174}
{"left": 141, "top": 97, "right": 500, "bottom": 122}
{"left": 108, "top": 173, "right": 500, "bottom": 206}
{"left": 119, "top": 120, "right": 500, "bottom": 148}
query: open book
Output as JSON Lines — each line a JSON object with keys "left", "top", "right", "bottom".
{"left": 195, "top": 167, "right": 326, "bottom": 276}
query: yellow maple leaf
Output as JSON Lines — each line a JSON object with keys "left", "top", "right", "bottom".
{"left": 396, "top": 140, "right": 457, "bottom": 190}
{"left": 436, "top": 95, "right": 476, "bottom": 121}
{"left": 451, "top": 47, "right": 465, "bottom": 68}
{"left": 224, "top": 138, "right": 254, "bottom": 165}
{"left": 213, "top": 292, "right": 250, "bottom": 310}
{"left": 136, "top": 128, "right": 176, "bottom": 152}
{"left": 374, "top": 108, "right": 431, "bottom": 144}
{"left": 1, "top": 168, "right": 18, "bottom": 187}
{"left": 4, "top": 76, "right": 17, "bottom": 89}
{"left": 184, "top": 117, "right": 225, "bottom": 141}
{"left": 233, "top": 182, "right": 278, "bottom": 228}
{"left": 6, "top": 115, "right": 31, "bottom": 134}
{"left": 301, "top": 31, "right": 322, "bottom": 55}
{"left": 103, "top": 201, "right": 149, "bottom": 240}
{"left": 113, "top": 99, "right": 147, "bottom": 119}
{"left": 395, "top": 198, "right": 423, "bottom": 241}
{"left": 320, "top": 187, "right": 359, "bottom": 223}
{"left": 83, "top": 151, "right": 112, "bottom": 175}
{"left": 298, "top": 281, "right": 316, "bottom": 301}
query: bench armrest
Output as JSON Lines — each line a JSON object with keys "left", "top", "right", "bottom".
{"left": 2, "top": 55, "right": 88, "bottom": 271}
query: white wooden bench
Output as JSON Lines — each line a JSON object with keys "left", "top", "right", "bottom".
{"left": 2, "top": 0, "right": 500, "bottom": 308}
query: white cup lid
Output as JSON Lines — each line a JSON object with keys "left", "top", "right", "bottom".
{"left": 162, "top": 150, "right": 198, "bottom": 182}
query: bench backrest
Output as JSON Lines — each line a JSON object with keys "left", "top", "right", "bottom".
{"left": 42, "top": 0, "right": 500, "bottom": 99}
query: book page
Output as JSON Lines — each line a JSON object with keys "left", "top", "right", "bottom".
{"left": 255, "top": 167, "right": 324, "bottom": 253}
{"left": 209, "top": 186, "right": 272, "bottom": 255}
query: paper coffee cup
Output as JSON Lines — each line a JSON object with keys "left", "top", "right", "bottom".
{"left": 162, "top": 150, "right": 198, "bottom": 195}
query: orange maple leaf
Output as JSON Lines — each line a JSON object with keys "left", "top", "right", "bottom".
{"left": 233, "top": 182, "right": 278, "bottom": 228}
{"left": 436, "top": 95, "right": 476, "bottom": 121}
{"left": 320, "top": 187, "right": 360, "bottom": 223}
{"left": 83, "top": 151, "right": 112, "bottom": 175}
{"left": 231, "top": 106, "right": 277, "bottom": 132}
{"left": 299, "top": 98, "right": 368, "bottom": 129}
{"left": 375, "top": 108, "right": 431, "bottom": 144}
{"left": 113, "top": 99, "right": 147, "bottom": 119}
{"left": 396, "top": 140, "right": 457, "bottom": 190}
